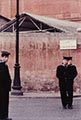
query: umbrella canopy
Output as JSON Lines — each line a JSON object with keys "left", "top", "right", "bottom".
{"left": 0, "top": 13, "right": 81, "bottom": 33}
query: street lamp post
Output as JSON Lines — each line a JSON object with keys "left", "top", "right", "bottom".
{"left": 11, "top": 0, "right": 23, "bottom": 95}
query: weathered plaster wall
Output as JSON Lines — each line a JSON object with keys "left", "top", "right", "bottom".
{"left": 0, "top": 32, "right": 81, "bottom": 92}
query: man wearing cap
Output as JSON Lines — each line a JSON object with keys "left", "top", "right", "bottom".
{"left": 67, "top": 57, "right": 77, "bottom": 109}
{"left": 56, "top": 56, "right": 68, "bottom": 109}
{"left": 0, "top": 51, "right": 12, "bottom": 120}
{"left": 56, "top": 56, "right": 77, "bottom": 109}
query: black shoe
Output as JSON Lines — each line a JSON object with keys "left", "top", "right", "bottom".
{"left": 68, "top": 105, "right": 73, "bottom": 109}
{"left": 63, "top": 106, "right": 67, "bottom": 109}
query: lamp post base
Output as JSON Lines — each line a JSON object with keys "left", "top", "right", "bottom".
{"left": 11, "top": 64, "right": 23, "bottom": 96}
{"left": 11, "top": 89, "right": 23, "bottom": 96}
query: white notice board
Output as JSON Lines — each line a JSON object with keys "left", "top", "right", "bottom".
{"left": 60, "top": 40, "right": 77, "bottom": 50}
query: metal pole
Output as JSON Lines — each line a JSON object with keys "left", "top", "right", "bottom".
{"left": 11, "top": 0, "right": 23, "bottom": 95}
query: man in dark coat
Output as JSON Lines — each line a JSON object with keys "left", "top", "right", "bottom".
{"left": 56, "top": 57, "right": 68, "bottom": 109}
{"left": 0, "top": 51, "right": 12, "bottom": 120}
{"left": 66, "top": 57, "right": 77, "bottom": 109}
{"left": 56, "top": 56, "right": 77, "bottom": 109}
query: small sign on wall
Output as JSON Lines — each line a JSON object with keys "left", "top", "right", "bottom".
{"left": 60, "top": 40, "right": 77, "bottom": 50}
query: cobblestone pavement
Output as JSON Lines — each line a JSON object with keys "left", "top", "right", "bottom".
{"left": 9, "top": 96, "right": 81, "bottom": 120}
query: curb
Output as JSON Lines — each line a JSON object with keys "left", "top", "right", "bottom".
{"left": 9, "top": 92, "right": 81, "bottom": 99}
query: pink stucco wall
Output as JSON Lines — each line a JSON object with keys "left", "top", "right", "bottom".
{"left": 0, "top": 32, "right": 81, "bottom": 92}
{"left": 0, "top": 0, "right": 81, "bottom": 21}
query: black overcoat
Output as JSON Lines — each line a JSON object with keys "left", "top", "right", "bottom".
{"left": 56, "top": 64, "right": 67, "bottom": 89}
{"left": 67, "top": 64, "right": 77, "bottom": 81}
{"left": 56, "top": 64, "right": 77, "bottom": 88}
{"left": 66, "top": 64, "right": 78, "bottom": 91}
{"left": 0, "top": 61, "right": 11, "bottom": 119}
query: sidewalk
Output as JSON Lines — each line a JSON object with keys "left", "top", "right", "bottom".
{"left": 9, "top": 92, "right": 81, "bottom": 120}
{"left": 10, "top": 91, "right": 81, "bottom": 98}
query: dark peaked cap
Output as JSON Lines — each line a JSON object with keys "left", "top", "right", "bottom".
{"left": 63, "top": 56, "right": 72, "bottom": 60}
{"left": 1, "top": 51, "right": 10, "bottom": 57}
{"left": 63, "top": 56, "right": 69, "bottom": 60}
{"left": 67, "top": 57, "right": 72, "bottom": 60}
